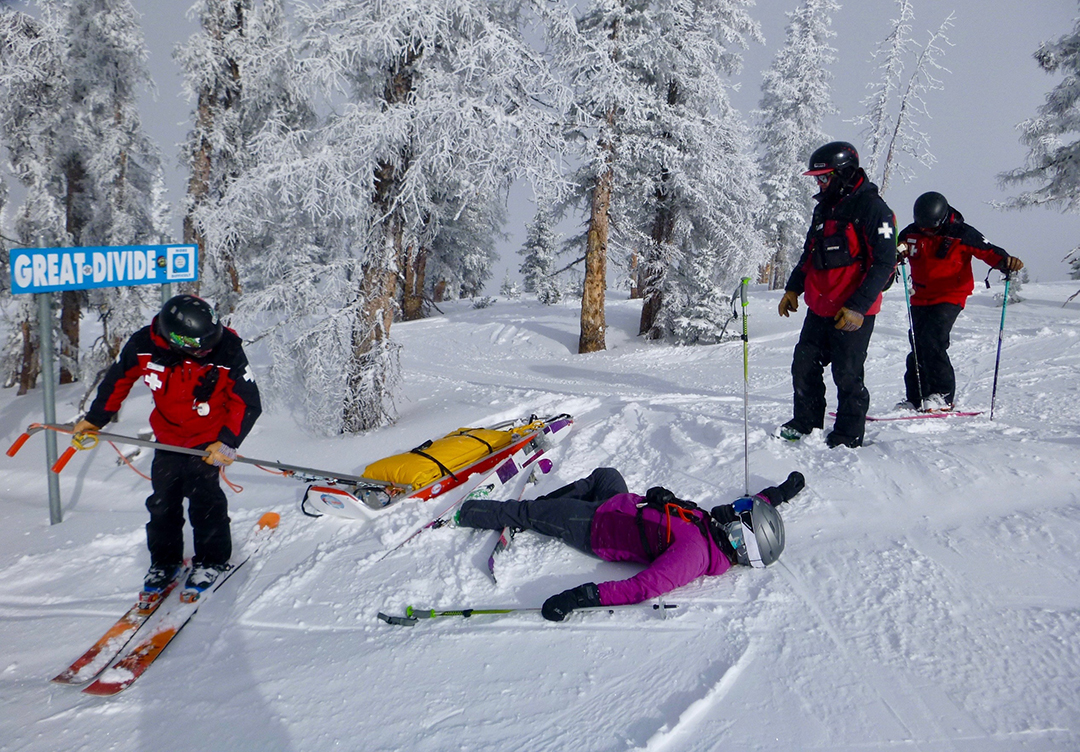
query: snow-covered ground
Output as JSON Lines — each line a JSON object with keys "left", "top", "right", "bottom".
{"left": 2, "top": 281, "right": 1079, "bottom": 752}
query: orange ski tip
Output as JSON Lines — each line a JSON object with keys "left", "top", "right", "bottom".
{"left": 257, "top": 511, "right": 281, "bottom": 529}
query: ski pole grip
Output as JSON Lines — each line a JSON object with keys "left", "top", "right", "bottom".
{"left": 739, "top": 277, "right": 749, "bottom": 307}
{"left": 52, "top": 446, "right": 78, "bottom": 474}
{"left": 6, "top": 432, "right": 31, "bottom": 457}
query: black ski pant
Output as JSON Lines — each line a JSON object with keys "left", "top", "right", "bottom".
{"left": 904, "top": 302, "right": 963, "bottom": 406}
{"left": 457, "top": 467, "right": 628, "bottom": 555}
{"left": 788, "top": 310, "right": 875, "bottom": 445}
{"left": 146, "top": 449, "right": 232, "bottom": 568}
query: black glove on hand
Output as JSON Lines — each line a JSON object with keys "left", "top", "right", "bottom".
{"left": 541, "top": 583, "right": 601, "bottom": 622}
{"left": 756, "top": 471, "right": 806, "bottom": 507}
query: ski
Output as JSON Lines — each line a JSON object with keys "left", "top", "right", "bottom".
{"left": 484, "top": 451, "right": 556, "bottom": 582}
{"left": 81, "top": 512, "right": 280, "bottom": 697}
{"left": 863, "top": 411, "right": 981, "bottom": 422}
{"left": 51, "top": 569, "right": 188, "bottom": 685}
{"left": 486, "top": 527, "right": 517, "bottom": 582}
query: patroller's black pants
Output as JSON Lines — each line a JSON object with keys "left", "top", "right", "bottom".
{"left": 146, "top": 449, "right": 231, "bottom": 568}
{"left": 904, "top": 303, "right": 963, "bottom": 406}
{"left": 457, "top": 467, "right": 628, "bottom": 554}
{"left": 788, "top": 310, "right": 875, "bottom": 445}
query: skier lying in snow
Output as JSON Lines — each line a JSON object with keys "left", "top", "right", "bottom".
{"left": 456, "top": 467, "right": 805, "bottom": 621}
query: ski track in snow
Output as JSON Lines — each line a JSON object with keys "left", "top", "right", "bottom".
{"left": 1, "top": 284, "right": 1079, "bottom": 751}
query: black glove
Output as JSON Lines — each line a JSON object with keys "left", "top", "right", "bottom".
{"left": 756, "top": 471, "right": 806, "bottom": 507}
{"left": 541, "top": 583, "right": 601, "bottom": 622}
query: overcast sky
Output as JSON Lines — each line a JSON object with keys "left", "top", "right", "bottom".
{"left": 116, "top": 1, "right": 1080, "bottom": 285}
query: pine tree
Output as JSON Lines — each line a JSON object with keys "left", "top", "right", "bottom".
{"left": 519, "top": 206, "right": 562, "bottom": 305}
{"left": 998, "top": 11, "right": 1080, "bottom": 214}
{"left": 63, "top": 0, "right": 169, "bottom": 390}
{"left": 543, "top": 0, "right": 766, "bottom": 347}
{"left": 220, "top": 0, "right": 558, "bottom": 433}
{"left": 754, "top": 0, "right": 839, "bottom": 290}
{"left": 176, "top": 0, "right": 249, "bottom": 309}
{"left": 0, "top": 1, "right": 166, "bottom": 394}
{"left": 0, "top": 5, "right": 67, "bottom": 394}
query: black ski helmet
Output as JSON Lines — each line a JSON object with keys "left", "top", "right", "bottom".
{"left": 157, "top": 294, "right": 222, "bottom": 357}
{"left": 913, "top": 191, "right": 950, "bottom": 230}
{"left": 803, "top": 141, "right": 860, "bottom": 181}
{"left": 740, "top": 499, "right": 785, "bottom": 567}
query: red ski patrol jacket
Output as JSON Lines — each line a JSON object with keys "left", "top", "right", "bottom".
{"left": 787, "top": 172, "right": 897, "bottom": 318}
{"left": 898, "top": 209, "right": 1012, "bottom": 308}
{"left": 85, "top": 317, "right": 261, "bottom": 450}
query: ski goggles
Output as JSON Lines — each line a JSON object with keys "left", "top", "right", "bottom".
{"left": 168, "top": 332, "right": 213, "bottom": 357}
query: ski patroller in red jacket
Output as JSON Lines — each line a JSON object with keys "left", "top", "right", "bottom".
{"left": 898, "top": 209, "right": 1012, "bottom": 308}
{"left": 786, "top": 172, "right": 897, "bottom": 318}
{"left": 85, "top": 317, "right": 261, "bottom": 450}
{"left": 588, "top": 493, "right": 734, "bottom": 606}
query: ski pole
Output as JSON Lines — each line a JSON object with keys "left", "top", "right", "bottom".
{"left": 7, "top": 422, "right": 385, "bottom": 486}
{"left": 377, "top": 602, "right": 678, "bottom": 626}
{"left": 989, "top": 272, "right": 1012, "bottom": 420}
{"left": 739, "top": 277, "right": 750, "bottom": 496}
{"left": 898, "top": 254, "right": 925, "bottom": 405}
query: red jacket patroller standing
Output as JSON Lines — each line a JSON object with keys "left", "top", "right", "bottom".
{"left": 455, "top": 467, "right": 804, "bottom": 620}
{"left": 896, "top": 192, "right": 1024, "bottom": 410}
{"left": 777, "top": 141, "right": 897, "bottom": 449}
{"left": 71, "top": 295, "right": 261, "bottom": 598}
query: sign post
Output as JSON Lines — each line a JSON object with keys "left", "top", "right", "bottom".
{"left": 8, "top": 243, "right": 198, "bottom": 524}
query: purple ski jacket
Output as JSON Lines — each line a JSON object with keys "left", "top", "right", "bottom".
{"left": 589, "top": 493, "right": 733, "bottom": 606}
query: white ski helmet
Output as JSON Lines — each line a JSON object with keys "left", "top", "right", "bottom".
{"left": 738, "top": 499, "right": 785, "bottom": 568}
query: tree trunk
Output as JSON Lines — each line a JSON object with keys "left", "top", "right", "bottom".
{"left": 628, "top": 251, "right": 642, "bottom": 299}
{"left": 60, "top": 156, "right": 87, "bottom": 384}
{"left": 401, "top": 243, "right": 428, "bottom": 321}
{"left": 343, "top": 217, "right": 399, "bottom": 433}
{"left": 638, "top": 170, "right": 675, "bottom": 339}
{"left": 184, "top": 0, "right": 244, "bottom": 299}
{"left": 16, "top": 303, "right": 39, "bottom": 396}
{"left": 580, "top": 158, "right": 612, "bottom": 354}
{"left": 638, "top": 80, "right": 678, "bottom": 339}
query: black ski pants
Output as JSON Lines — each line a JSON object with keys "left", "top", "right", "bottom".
{"left": 146, "top": 449, "right": 232, "bottom": 568}
{"left": 457, "top": 467, "right": 628, "bottom": 555}
{"left": 788, "top": 310, "right": 876, "bottom": 445}
{"left": 904, "top": 302, "right": 963, "bottom": 405}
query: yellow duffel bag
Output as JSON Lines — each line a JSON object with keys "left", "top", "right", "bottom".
{"left": 362, "top": 427, "right": 520, "bottom": 490}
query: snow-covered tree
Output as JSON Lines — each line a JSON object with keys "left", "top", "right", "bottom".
{"left": 852, "top": 1, "right": 953, "bottom": 194}
{"left": 543, "top": 0, "right": 766, "bottom": 346}
{"left": 754, "top": 0, "right": 839, "bottom": 290}
{"left": 63, "top": 0, "right": 169, "bottom": 389}
{"left": 0, "top": 1, "right": 166, "bottom": 393}
{"left": 426, "top": 192, "right": 506, "bottom": 304}
{"left": 998, "top": 11, "right": 1080, "bottom": 215}
{"left": 219, "top": 0, "right": 560, "bottom": 433}
{"left": 519, "top": 206, "right": 562, "bottom": 305}
{"left": 176, "top": 0, "right": 253, "bottom": 309}
{"left": 0, "top": 5, "right": 67, "bottom": 394}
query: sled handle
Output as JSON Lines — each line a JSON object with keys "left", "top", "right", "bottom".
{"left": 52, "top": 446, "right": 78, "bottom": 474}
{"left": 6, "top": 432, "right": 32, "bottom": 457}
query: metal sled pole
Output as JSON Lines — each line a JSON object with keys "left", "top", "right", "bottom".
{"left": 8, "top": 423, "right": 382, "bottom": 486}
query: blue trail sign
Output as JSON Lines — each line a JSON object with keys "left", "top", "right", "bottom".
{"left": 9, "top": 244, "right": 198, "bottom": 294}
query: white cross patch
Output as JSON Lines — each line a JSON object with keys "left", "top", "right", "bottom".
{"left": 144, "top": 372, "right": 162, "bottom": 391}
{"left": 878, "top": 221, "right": 893, "bottom": 239}
{"left": 242, "top": 367, "right": 255, "bottom": 383}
